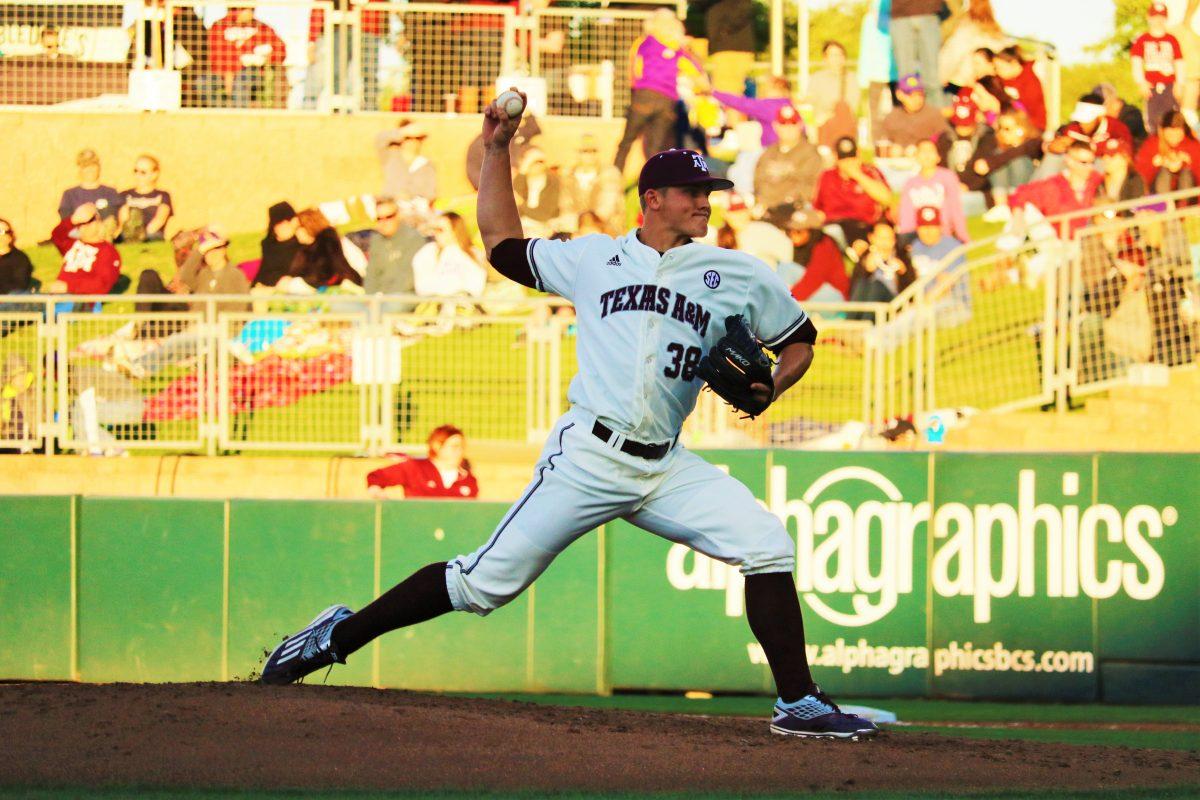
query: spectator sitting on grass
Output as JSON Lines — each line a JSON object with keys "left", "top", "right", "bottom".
{"left": 255, "top": 201, "right": 300, "bottom": 288}
{"left": 364, "top": 196, "right": 427, "bottom": 312}
{"left": 47, "top": 203, "right": 121, "bottom": 295}
{"left": 1135, "top": 109, "right": 1200, "bottom": 194}
{"left": 136, "top": 226, "right": 250, "bottom": 311}
{"left": 0, "top": 218, "right": 34, "bottom": 296}
{"left": 412, "top": 212, "right": 487, "bottom": 298}
{"left": 287, "top": 208, "right": 364, "bottom": 290}
{"left": 366, "top": 424, "right": 479, "bottom": 499}
{"left": 117, "top": 154, "right": 172, "bottom": 243}
{"left": 57, "top": 149, "right": 122, "bottom": 236}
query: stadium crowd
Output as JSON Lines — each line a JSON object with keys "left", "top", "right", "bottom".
{"left": 1, "top": 0, "right": 1198, "bottom": 462}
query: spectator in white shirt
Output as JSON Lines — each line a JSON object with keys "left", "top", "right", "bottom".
{"left": 413, "top": 212, "right": 487, "bottom": 298}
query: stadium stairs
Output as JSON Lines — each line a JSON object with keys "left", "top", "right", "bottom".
{"left": 944, "top": 364, "right": 1200, "bottom": 451}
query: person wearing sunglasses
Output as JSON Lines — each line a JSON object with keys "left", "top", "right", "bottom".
{"left": 363, "top": 196, "right": 426, "bottom": 313}
{"left": 0, "top": 219, "right": 34, "bottom": 297}
{"left": 46, "top": 203, "right": 121, "bottom": 295}
{"left": 997, "top": 141, "right": 1105, "bottom": 253}
{"left": 117, "top": 154, "right": 172, "bottom": 243}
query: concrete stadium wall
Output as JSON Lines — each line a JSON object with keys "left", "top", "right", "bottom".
{"left": 0, "top": 443, "right": 543, "bottom": 501}
{"left": 1, "top": 111, "right": 627, "bottom": 242}
{"left": 3, "top": 452, "right": 1197, "bottom": 702}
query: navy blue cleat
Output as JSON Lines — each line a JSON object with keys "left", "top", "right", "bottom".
{"left": 260, "top": 605, "right": 353, "bottom": 686}
{"left": 770, "top": 686, "right": 880, "bottom": 740}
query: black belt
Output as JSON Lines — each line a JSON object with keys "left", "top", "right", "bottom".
{"left": 592, "top": 420, "right": 674, "bottom": 460}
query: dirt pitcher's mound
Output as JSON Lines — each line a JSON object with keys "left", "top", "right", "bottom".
{"left": 0, "top": 682, "right": 1197, "bottom": 794}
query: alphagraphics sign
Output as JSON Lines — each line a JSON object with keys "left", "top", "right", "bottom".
{"left": 667, "top": 464, "right": 1176, "bottom": 627}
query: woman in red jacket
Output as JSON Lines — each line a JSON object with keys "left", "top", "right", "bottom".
{"left": 1135, "top": 110, "right": 1200, "bottom": 194}
{"left": 367, "top": 425, "right": 480, "bottom": 499}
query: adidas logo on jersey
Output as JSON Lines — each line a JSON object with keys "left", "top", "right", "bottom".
{"left": 605, "top": 255, "right": 621, "bottom": 267}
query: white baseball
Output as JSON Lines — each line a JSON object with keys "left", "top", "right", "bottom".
{"left": 497, "top": 90, "right": 525, "bottom": 119}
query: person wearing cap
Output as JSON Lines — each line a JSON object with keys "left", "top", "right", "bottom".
{"left": 937, "top": 94, "right": 998, "bottom": 190}
{"left": 876, "top": 73, "right": 948, "bottom": 157}
{"left": 47, "top": 203, "right": 121, "bottom": 296}
{"left": 777, "top": 206, "right": 850, "bottom": 302}
{"left": 910, "top": 205, "right": 972, "bottom": 326}
{"left": 889, "top": 0, "right": 946, "bottom": 109}
{"left": 1041, "top": 93, "right": 1135, "bottom": 180}
{"left": 1096, "top": 139, "right": 1147, "bottom": 208}
{"left": 752, "top": 104, "right": 823, "bottom": 211}
{"left": 295, "top": 89, "right": 882, "bottom": 744}
{"left": 1132, "top": 3, "right": 1185, "bottom": 135}
{"left": 812, "top": 136, "right": 893, "bottom": 245}
{"left": 56, "top": 149, "right": 123, "bottom": 233}
{"left": 376, "top": 121, "right": 438, "bottom": 204}
{"left": 561, "top": 134, "right": 624, "bottom": 230}
{"left": 898, "top": 139, "right": 968, "bottom": 244}
{"left": 709, "top": 74, "right": 801, "bottom": 149}
{"left": 994, "top": 46, "right": 1046, "bottom": 133}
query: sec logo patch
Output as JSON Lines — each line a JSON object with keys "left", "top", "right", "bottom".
{"left": 703, "top": 270, "right": 721, "bottom": 289}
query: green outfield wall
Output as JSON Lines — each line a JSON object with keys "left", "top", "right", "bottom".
{"left": 2, "top": 453, "right": 1197, "bottom": 703}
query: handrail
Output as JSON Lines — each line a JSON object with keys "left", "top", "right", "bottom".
{"left": 889, "top": 186, "right": 1200, "bottom": 313}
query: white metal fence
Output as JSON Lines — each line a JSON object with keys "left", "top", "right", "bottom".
{"left": 0, "top": 0, "right": 686, "bottom": 115}
{"left": 0, "top": 293, "right": 886, "bottom": 454}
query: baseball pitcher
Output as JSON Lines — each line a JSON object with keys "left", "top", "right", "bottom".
{"left": 260, "top": 89, "right": 879, "bottom": 741}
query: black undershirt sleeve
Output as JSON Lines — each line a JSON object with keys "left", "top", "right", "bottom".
{"left": 767, "top": 317, "right": 818, "bottom": 355}
{"left": 488, "top": 238, "right": 537, "bottom": 289}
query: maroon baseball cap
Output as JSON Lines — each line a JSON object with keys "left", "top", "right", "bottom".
{"left": 638, "top": 149, "right": 734, "bottom": 196}
{"left": 1149, "top": 2, "right": 1168, "bottom": 17}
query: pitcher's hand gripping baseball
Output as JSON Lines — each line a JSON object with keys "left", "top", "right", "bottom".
{"left": 696, "top": 314, "right": 775, "bottom": 418}
{"left": 482, "top": 87, "right": 527, "bottom": 149}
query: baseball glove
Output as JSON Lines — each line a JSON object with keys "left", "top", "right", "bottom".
{"left": 695, "top": 314, "right": 775, "bottom": 418}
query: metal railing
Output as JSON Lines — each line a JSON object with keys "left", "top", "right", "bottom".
{"left": 0, "top": 293, "right": 880, "bottom": 454}
{"left": 0, "top": 0, "right": 686, "bottom": 115}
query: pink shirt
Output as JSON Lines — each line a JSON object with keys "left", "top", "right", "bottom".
{"left": 898, "top": 168, "right": 969, "bottom": 242}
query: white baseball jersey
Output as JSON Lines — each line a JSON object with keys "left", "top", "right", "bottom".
{"left": 444, "top": 229, "right": 808, "bottom": 616}
{"left": 528, "top": 229, "right": 810, "bottom": 443}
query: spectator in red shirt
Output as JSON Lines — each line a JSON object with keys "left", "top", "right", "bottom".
{"left": 778, "top": 206, "right": 849, "bottom": 302}
{"left": 1132, "top": 3, "right": 1185, "bottom": 134}
{"left": 994, "top": 46, "right": 1046, "bottom": 132}
{"left": 367, "top": 425, "right": 480, "bottom": 499}
{"left": 1005, "top": 141, "right": 1105, "bottom": 241}
{"left": 1135, "top": 109, "right": 1200, "bottom": 193}
{"left": 303, "top": 0, "right": 390, "bottom": 111}
{"left": 1039, "top": 94, "right": 1135, "bottom": 180}
{"left": 200, "top": 7, "right": 286, "bottom": 108}
{"left": 47, "top": 203, "right": 122, "bottom": 295}
{"left": 812, "top": 136, "right": 893, "bottom": 245}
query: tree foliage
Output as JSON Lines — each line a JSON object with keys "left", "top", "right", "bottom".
{"left": 1087, "top": 0, "right": 1150, "bottom": 57}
